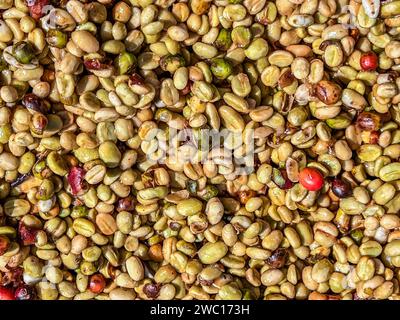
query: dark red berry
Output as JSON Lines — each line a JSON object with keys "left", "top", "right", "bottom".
{"left": 14, "top": 285, "right": 35, "bottom": 300}
{"left": 67, "top": 166, "right": 86, "bottom": 196}
{"left": 266, "top": 248, "right": 288, "bottom": 268}
{"left": 18, "top": 222, "right": 38, "bottom": 246}
{"left": 84, "top": 59, "right": 102, "bottom": 70}
{"left": 84, "top": 58, "right": 112, "bottom": 71}
{"left": 331, "top": 178, "right": 352, "bottom": 198}
{"left": 129, "top": 73, "right": 145, "bottom": 86}
{"left": 26, "top": 0, "right": 50, "bottom": 20}
{"left": 116, "top": 196, "right": 135, "bottom": 212}
{"left": 0, "top": 268, "right": 23, "bottom": 287}
{"left": 0, "top": 287, "right": 15, "bottom": 300}
{"left": 143, "top": 283, "right": 161, "bottom": 299}
{"left": 360, "top": 52, "right": 378, "bottom": 71}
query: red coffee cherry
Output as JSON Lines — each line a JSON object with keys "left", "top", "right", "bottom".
{"left": 360, "top": 52, "right": 378, "bottom": 71}
{"left": 89, "top": 274, "right": 106, "bottom": 294}
{"left": 299, "top": 167, "right": 324, "bottom": 191}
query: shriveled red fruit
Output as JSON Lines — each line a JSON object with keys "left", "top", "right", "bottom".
{"left": 84, "top": 59, "right": 102, "bottom": 70}
{"left": 360, "top": 52, "right": 378, "bottom": 71}
{"left": 266, "top": 248, "right": 288, "bottom": 268}
{"left": 14, "top": 285, "right": 35, "bottom": 300}
{"left": 18, "top": 222, "right": 38, "bottom": 246}
{"left": 89, "top": 274, "right": 106, "bottom": 294}
{"left": 116, "top": 196, "right": 135, "bottom": 212}
{"left": 0, "top": 287, "right": 15, "bottom": 300}
{"left": 143, "top": 283, "right": 161, "bottom": 299}
{"left": 26, "top": 0, "right": 50, "bottom": 20}
{"left": 299, "top": 167, "right": 324, "bottom": 191}
{"left": 0, "top": 235, "right": 10, "bottom": 256}
{"left": 83, "top": 59, "right": 112, "bottom": 71}
{"left": 0, "top": 268, "right": 23, "bottom": 287}
{"left": 129, "top": 73, "right": 145, "bottom": 86}
{"left": 67, "top": 166, "right": 86, "bottom": 195}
